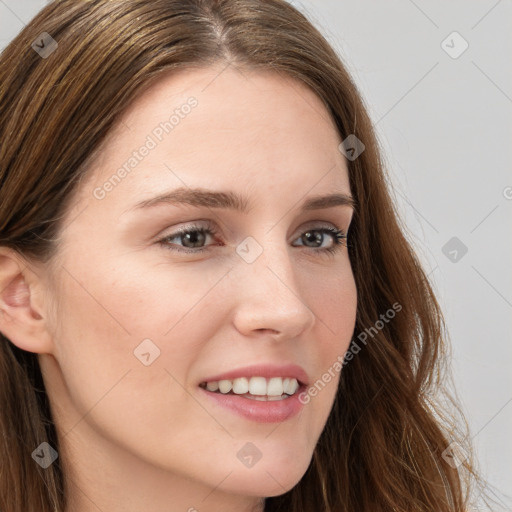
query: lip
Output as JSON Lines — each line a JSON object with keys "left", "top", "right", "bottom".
{"left": 198, "top": 363, "right": 309, "bottom": 386}
{"left": 199, "top": 382, "right": 307, "bottom": 423}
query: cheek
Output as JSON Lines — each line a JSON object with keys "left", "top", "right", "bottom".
{"left": 49, "top": 267, "right": 211, "bottom": 471}
{"left": 50, "top": 257, "right": 223, "bottom": 425}
{"left": 303, "top": 269, "right": 357, "bottom": 420}
{"left": 315, "top": 266, "right": 358, "bottom": 356}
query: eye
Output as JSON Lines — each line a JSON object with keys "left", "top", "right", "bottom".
{"left": 156, "top": 220, "right": 348, "bottom": 255}
{"left": 157, "top": 220, "right": 220, "bottom": 254}
{"left": 292, "top": 225, "right": 348, "bottom": 255}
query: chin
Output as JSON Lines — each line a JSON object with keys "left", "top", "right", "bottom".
{"left": 219, "top": 454, "right": 310, "bottom": 498}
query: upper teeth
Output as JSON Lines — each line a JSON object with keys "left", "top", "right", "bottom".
{"left": 204, "top": 376, "right": 299, "bottom": 396}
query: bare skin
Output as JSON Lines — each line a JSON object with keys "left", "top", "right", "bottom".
{"left": 0, "top": 63, "right": 357, "bottom": 512}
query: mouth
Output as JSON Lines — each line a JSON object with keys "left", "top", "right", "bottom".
{"left": 198, "top": 375, "right": 308, "bottom": 423}
{"left": 198, "top": 376, "right": 304, "bottom": 401}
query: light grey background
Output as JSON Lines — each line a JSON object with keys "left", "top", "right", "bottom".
{"left": 1, "top": 0, "right": 511, "bottom": 507}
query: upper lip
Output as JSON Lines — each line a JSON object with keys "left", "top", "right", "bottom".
{"left": 200, "top": 363, "right": 309, "bottom": 386}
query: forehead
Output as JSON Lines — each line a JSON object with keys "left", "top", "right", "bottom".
{"left": 76, "top": 64, "right": 351, "bottom": 214}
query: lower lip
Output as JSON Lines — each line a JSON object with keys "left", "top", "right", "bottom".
{"left": 199, "top": 386, "right": 307, "bottom": 423}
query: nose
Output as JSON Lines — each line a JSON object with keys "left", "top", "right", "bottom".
{"left": 230, "top": 239, "right": 316, "bottom": 341}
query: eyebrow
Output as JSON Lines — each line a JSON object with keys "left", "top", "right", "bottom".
{"left": 128, "top": 187, "right": 356, "bottom": 214}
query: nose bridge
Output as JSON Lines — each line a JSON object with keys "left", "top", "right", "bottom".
{"left": 230, "top": 232, "right": 316, "bottom": 337}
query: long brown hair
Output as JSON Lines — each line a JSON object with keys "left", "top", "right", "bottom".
{"left": 0, "top": 1, "right": 487, "bottom": 510}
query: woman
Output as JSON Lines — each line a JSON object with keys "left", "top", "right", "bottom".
{"left": 0, "top": 1, "right": 487, "bottom": 511}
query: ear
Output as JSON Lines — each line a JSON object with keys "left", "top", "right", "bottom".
{"left": 0, "top": 247, "right": 54, "bottom": 354}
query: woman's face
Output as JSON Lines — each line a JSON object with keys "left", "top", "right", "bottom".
{"left": 38, "top": 64, "right": 357, "bottom": 504}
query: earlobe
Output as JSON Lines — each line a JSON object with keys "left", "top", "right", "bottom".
{"left": 0, "top": 249, "right": 53, "bottom": 354}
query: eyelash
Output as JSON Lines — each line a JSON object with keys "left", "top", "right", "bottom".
{"left": 157, "top": 220, "right": 348, "bottom": 256}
